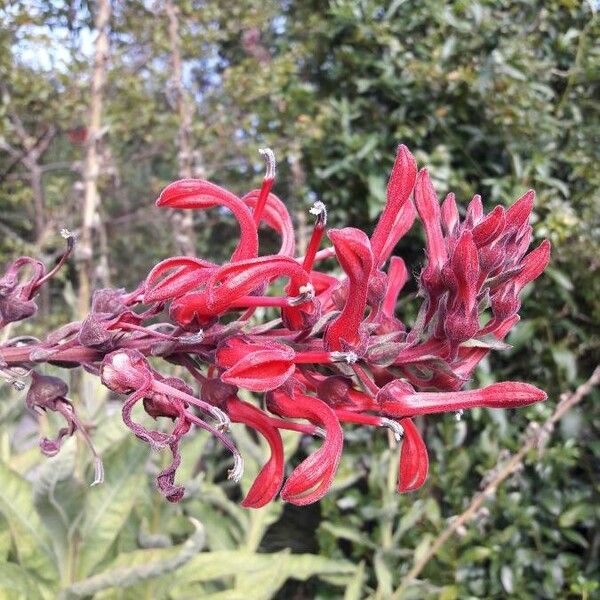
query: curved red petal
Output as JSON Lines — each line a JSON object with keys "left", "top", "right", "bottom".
{"left": 207, "top": 255, "right": 309, "bottom": 313}
{"left": 268, "top": 389, "right": 343, "bottom": 505}
{"left": 227, "top": 398, "right": 285, "bottom": 508}
{"left": 242, "top": 190, "right": 295, "bottom": 257}
{"left": 371, "top": 144, "right": 417, "bottom": 266}
{"left": 144, "top": 257, "right": 215, "bottom": 303}
{"left": 221, "top": 346, "right": 296, "bottom": 392}
{"left": 398, "top": 418, "right": 429, "bottom": 492}
{"left": 156, "top": 179, "right": 258, "bottom": 261}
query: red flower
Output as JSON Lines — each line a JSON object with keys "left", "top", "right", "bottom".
{"left": 218, "top": 339, "right": 296, "bottom": 392}
{"left": 324, "top": 228, "right": 373, "bottom": 352}
{"left": 2, "top": 145, "right": 550, "bottom": 506}
{"left": 156, "top": 179, "right": 258, "bottom": 261}
{"left": 397, "top": 418, "right": 429, "bottom": 493}
{"left": 378, "top": 379, "right": 546, "bottom": 417}
{"left": 227, "top": 397, "right": 285, "bottom": 508}
{"left": 267, "top": 388, "right": 343, "bottom": 505}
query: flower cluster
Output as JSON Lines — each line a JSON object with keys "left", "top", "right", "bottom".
{"left": 0, "top": 145, "right": 550, "bottom": 507}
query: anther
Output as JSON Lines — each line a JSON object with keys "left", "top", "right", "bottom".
{"left": 380, "top": 417, "right": 404, "bottom": 442}
{"left": 330, "top": 351, "right": 359, "bottom": 365}
{"left": 228, "top": 453, "right": 244, "bottom": 483}
{"left": 309, "top": 201, "right": 327, "bottom": 226}
{"left": 258, "top": 148, "right": 276, "bottom": 180}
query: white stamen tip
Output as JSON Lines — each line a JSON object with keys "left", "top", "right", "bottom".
{"left": 90, "top": 457, "right": 105, "bottom": 486}
{"left": 455, "top": 409, "right": 464, "bottom": 422}
{"left": 380, "top": 418, "right": 404, "bottom": 443}
{"left": 298, "top": 283, "right": 315, "bottom": 297}
{"left": 228, "top": 454, "right": 244, "bottom": 483}
{"left": 214, "top": 409, "right": 230, "bottom": 432}
{"left": 258, "top": 147, "right": 276, "bottom": 180}
{"left": 309, "top": 201, "right": 327, "bottom": 225}
{"left": 288, "top": 283, "right": 316, "bottom": 306}
{"left": 330, "top": 351, "right": 359, "bottom": 365}
{"left": 60, "top": 228, "right": 76, "bottom": 240}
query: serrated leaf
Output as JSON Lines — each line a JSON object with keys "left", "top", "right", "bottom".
{"left": 0, "top": 461, "right": 56, "bottom": 582}
{"left": 76, "top": 440, "right": 148, "bottom": 578}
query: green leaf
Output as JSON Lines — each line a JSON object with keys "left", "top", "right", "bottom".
{"left": 551, "top": 347, "right": 578, "bottom": 383}
{"left": 0, "top": 460, "right": 57, "bottom": 582}
{"left": 76, "top": 440, "right": 148, "bottom": 578}
{"left": 344, "top": 560, "right": 366, "bottom": 600}
{"left": 559, "top": 504, "right": 593, "bottom": 528}
{"left": 0, "top": 518, "right": 12, "bottom": 562}
{"left": 321, "top": 522, "right": 377, "bottom": 549}
{"left": 0, "top": 563, "right": 50, "bottom": 600}
{"left": 500, "top": 565, "right": 514, "bottom": 594}
{"left": 59, "top": 519, "right": 204, "bottom": 600}
{"left": 545, "top": 267, "right": 574, "bottom": 291}
{"left": 173, "top": 550, "right": 354, "bottom": 597}
{"left": 374, "top": 550, "right": 393, "bottom": 598}
{"left": 33, "top": 438, "right": 83, "bottom": 573}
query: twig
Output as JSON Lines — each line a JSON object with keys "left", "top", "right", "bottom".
{"left": 392, "top": 366, "right": 600, "bottom": 598}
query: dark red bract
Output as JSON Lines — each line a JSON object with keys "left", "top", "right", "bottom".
{"left": 0, "top": 145, "right": 550, "bottom": 506}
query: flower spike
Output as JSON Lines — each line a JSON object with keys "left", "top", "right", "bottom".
{"left": 1, "top": 144, "right": 549, "bottom": 507}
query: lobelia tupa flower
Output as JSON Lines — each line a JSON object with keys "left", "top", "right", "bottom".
{"left": 0, "top": 144, "right": 550, "bottom": 506}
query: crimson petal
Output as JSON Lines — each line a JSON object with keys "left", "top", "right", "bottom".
{"left": 398, "top": 417, "right": 429, "bottom": 492}
{"left": 227, "top": 398, "right": 285, "bottom": 508}
{"left": 268, "top": 389, "right": 343, "bottom": 506}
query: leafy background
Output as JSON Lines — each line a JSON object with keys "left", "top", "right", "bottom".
{"left": 0, "top": 1, "right": 599, "bottom": 598}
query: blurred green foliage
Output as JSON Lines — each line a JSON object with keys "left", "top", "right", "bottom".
{"left": 0, "top": 1, "right": 599, "bottom": 598}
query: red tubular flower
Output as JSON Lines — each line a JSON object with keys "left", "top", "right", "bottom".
{"left": 450, "top": 230, "right": 480, "bottom": 314}
{"left": 226, "top": 397, "right": 284, "bottom": 508}
{"left": 219, "top": 340, "right": 296, "bottom": 392}
{"left": 156, "top": 179, "right": 258, "bottom": 261}
{"left": 267, "top": 388, "right": 343, "bottom": 506}
{"left": 398, "top": 418, "right": 429, "bottom": 492}
{"left": 207, "top": 255, "right": 310, "bottom": 314}
{"left": 472, "top": 206, "right": 505, "bottom": 248}
{"left": 376, "top": 200, "right": 417, "bottom": 268}
{"left": 143, "top": 257, "right": 215, "bottom": 303}
{"left": 241, "top": 189, "right": 295, "bottom": 256}
{"left": 378, "top": 379, "right": 547, "bottom": 417}
{"left": 324, "top": 228, "right": 373, "bottom": 351}
{"left": 441, "top": 192, "right": 459, "bottom": 236}
{"left": 464, "top": 194, "right": 484, "bottom": 228}
{"left": 381, "top": 256, "right": 408, "bottom": 318}
{"left": 3, "top": 144, "right": 550, "bottom": 507}
{"left": 414, "top": 169, "right": 447, "bottom": 274}
{"left": 505, "top": 190, "right": 535, "bottom": 233}
{"left": 514, "top": 239, "right": 552, "bottom": 293}
{"left": 370, "top": 144, "right": 417, "bottom": 268}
